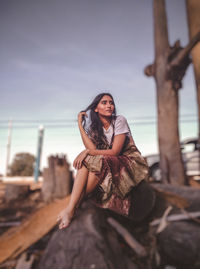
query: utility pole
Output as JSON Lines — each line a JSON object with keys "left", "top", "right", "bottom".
{"left": 34, "top": 125, "right": 44, "bottom": 182}
{"left": 5, "top": 118, "right": 12, "bottom": 176}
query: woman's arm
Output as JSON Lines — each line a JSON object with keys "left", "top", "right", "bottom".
{"left": 78, "top": 112, "right": 96, "bottom": 150}
{"left": 88, "top": 133, "right": 126, "bottom": 156}
{"left": 73, "top": 134, "right": 126, "bottom": 169}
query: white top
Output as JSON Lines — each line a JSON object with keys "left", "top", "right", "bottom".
{"left": 84, "top": 112, "right": 132, "bottom": 146}
{"left": 103, "top": 115, "right": 131, "bottom": 145}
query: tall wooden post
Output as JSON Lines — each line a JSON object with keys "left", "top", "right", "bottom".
{"left": 186, "top": 0, "right": 200, "bottom": 175}
{"left": 42, "top": 155, "right": 72, "bottom": 202}
{"left": 145, "top": 0, "right": 200, "bottom": 185}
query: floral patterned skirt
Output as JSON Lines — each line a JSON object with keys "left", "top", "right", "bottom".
{"left": 83, "top": 141, "right": 149, "bottom": 217}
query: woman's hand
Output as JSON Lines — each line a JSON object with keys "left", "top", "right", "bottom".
{"left": 78, "top": 111, "right": 87, "bottom": 126}
{"left": 73, "top": 149, "right": 89, "bottom": 169}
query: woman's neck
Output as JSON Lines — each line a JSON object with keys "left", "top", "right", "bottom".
{"left": 99, "top": 115, "right": 112, "bottom": 130}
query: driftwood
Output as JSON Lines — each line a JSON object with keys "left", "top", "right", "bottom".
{"left": 155, "top": 205, "right": 173, "bottom": 233}
{"left": 157, "top": 221, "right": 200, "bottom": 268}
{"left": 38, "top": 181, "right": 156, "bottom": 269}
{"left": 151, "top": 183, "right": 200, "bottom": 213}
{"left": 151, "top": 210, "right": 200, "bottom": 226}
{"left": 107, "top": 217, "right": 147, "bottom": 257}
{"left": 38, "top": 202, "right": 139, "bottom": 269}
{"left": 0, "top": 196, "right": 70, "bottom": 263}
{"left": 2, "top": 182, "right": 200, "bottom": 268}
{"left": 149, "top": 184, "right": 200, "bottom": 268}
{"left": 0, "top": 180, "right": 154, "bottom": 266}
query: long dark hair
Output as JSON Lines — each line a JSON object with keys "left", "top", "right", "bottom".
{"left": 82, "top": 93, "right": 116, "bottom": 149}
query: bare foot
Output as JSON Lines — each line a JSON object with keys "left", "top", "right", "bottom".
{"left": 57, "top": 208, "right": 75, "bottom": 229}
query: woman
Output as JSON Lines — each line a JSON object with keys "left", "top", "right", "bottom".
{"left": 57, "top": 93, "right": 149, "bottom": 229}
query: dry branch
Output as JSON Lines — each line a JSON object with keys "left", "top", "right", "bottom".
{"left": 170, "top": 30, "right": 200, "bottom": 66}
{"left": 0, "top": 222, "right": 21, "bottom": 228}
{"left": 150, "top": 210, "right": 200, "bottom": 226}
{"left": 156, "top": 206, "right": 172, "bottom": 233}
{"left": 107, "top": 217, "right": 147, "bottom": 257}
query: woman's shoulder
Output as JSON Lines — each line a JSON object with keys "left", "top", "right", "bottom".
{"left": 113, "top": 115, "right": 129, "bottom": 128}
{"left": 114, "top": 115, "right": 128, "bottom": 123}
{"left": 112, "top": 115, "right": 130, "bottom": 135}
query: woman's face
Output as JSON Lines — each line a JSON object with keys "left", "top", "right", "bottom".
{"left": 95, "top": 95, "right": 115, "bottom": 117}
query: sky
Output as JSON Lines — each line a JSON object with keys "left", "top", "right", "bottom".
{"left": 0, "top": 0, "right": 198, "bottom": 175}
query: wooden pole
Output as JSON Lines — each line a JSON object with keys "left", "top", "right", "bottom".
{"left": 5, "top": 118, "right": 12, "bottom": 176}
{"left": 186, "top": 0, "right": 200, "bottom": 177}
{"left": 144, "top": 0, "right": 200, "bottom": 185}
{"left": 34, "top": 125, "right": 44, "bottom": 182}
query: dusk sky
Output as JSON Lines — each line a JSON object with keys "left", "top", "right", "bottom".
{"left": 0, "top": 0, "right": 197, "bottom": 174}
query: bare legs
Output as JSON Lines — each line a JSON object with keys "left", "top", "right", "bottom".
{"left": 57, "top": 165, "right": 99, "bottom": 229}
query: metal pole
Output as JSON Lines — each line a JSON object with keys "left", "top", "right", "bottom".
{"left": 5, "top": 118, "right": 12, "bottom": 176}
{"left": 34, "top": 125, "right": 44, "bottom": 182}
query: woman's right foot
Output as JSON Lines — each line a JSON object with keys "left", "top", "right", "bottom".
{"left": 57, "top": 208, "right": 75, "bottom": 229}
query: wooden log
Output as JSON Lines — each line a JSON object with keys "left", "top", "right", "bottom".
{"left": 38, "top": 202, "right": 139, "bottom": 269}
{"left": 148, "top": 183, "right": 200, "bottom": 223}
{"left": 151, "top": 183, "right": 200, "bottom": 212}
{"left": 157, "top": 221, "right": 200, "bottom": 268}
{"left": 148, "top": 184, "right": 200, "bottom": 267}
{"left": 0, "top": 196, "right": 70, "bottom": 263}
{"left": 129, "top": 180, "right": 156, "bottom": 222}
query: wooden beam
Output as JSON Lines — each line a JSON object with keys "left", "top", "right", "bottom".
{"left": 0, "top": 196, "right": 70, "bottom": 263}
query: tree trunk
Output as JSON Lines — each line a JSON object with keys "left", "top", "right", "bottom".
{"left": 156, "top": 80, "right": 185, "bottom": 185}
{"left": 154, "top": 0, "right": 186, "bottom": 185}
{"left": 145, "top": 0, "right": 200, "bottom": 185}
{"left": 186, "top": 0, "right": 200, "bottom": 174}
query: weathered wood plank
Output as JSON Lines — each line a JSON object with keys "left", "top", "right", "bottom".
{"left": 0, "top": 196, "right": 70, "bottom": 263}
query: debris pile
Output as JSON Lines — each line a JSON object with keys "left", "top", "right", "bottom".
{"left": 0, "top": 161, "right": 200, "bottom": 269}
